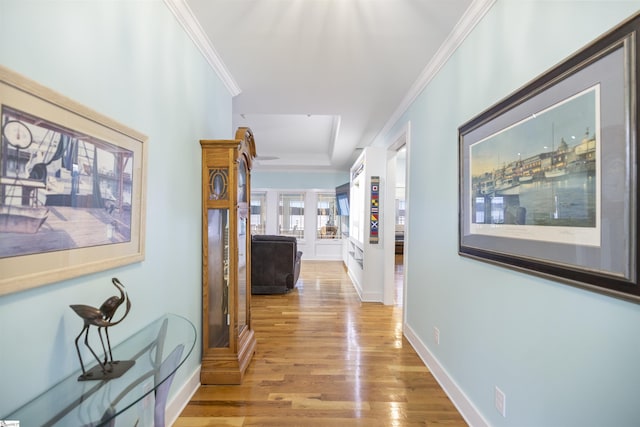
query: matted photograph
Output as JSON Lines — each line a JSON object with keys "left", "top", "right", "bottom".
{"left": 0, "top": 66, "right": 147, "bottom": 295}
{"left": 470, "top": 86, "right": 600, "bottom": 246}
{"left": 458, "top": 14, "right": 639, "bottom": 301}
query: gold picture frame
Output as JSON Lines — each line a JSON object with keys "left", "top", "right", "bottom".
{"left": 0, "top": 66, "right": 147, "bottom": 295}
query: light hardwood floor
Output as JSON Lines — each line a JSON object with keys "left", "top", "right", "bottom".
{"left": 175, "top": 260, "right": 466, "bottom": 426}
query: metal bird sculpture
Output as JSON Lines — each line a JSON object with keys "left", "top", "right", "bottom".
{"left": 70, "top": 277, "right": 132, "bottom": 380}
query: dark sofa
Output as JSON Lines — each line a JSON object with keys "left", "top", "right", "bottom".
{"left": 251, "top": 235, "right": 302, "bottom": 294}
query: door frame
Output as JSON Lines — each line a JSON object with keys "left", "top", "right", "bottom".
{"left": 383, "top": 121, "right": 411, "bottom": 323}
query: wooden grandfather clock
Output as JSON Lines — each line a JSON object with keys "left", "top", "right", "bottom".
{"left": 200, "top": 127, "right": 257, "bottom": 384}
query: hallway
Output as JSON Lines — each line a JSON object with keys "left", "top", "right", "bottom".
{"left": 176, "top": 260, "right": 466, "bottom": 426}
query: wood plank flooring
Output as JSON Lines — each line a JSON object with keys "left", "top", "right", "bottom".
{"left": 175, "top": 260, "right": 466, "bottom": 426}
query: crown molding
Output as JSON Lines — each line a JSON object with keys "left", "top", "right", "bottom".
{"left": 374, "top": 0, "right": 496, "bottom": 146}
{"left": 164, "top": 0, "right": 241, "bottom": 96}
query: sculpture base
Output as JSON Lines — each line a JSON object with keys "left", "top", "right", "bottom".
{"left": 77, "top": 360, "right": 135, "bottom": 381}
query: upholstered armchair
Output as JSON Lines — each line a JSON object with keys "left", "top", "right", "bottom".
{"left": 251, "top": 235, "right": 302, "bottom": 294}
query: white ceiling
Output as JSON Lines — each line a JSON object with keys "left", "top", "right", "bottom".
{"left": 170, "top": 0, "right": 491, "bottom": 171}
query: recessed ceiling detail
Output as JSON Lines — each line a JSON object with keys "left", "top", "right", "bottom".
{"left": 166, "top": 0, "right": 494, "bottom": 171}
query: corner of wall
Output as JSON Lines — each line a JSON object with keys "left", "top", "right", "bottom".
{"left": 403, "top": 324, "right": 490, "bottom": 427}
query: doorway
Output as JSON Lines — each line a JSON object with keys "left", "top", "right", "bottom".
{"left": 393, "top": 146, "right": 406, "bottom": 305}
{"left": 383, "top": 122, "right": 409, "bottom": 316}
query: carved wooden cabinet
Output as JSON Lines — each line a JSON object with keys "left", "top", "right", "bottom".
{"left": 200, "top": 127, "right": 256, "bottom": 384}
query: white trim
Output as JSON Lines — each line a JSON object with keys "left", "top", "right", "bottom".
{"left": 387, "top": 121, "right": 410, "bottom": 153}
{"left": 328, "top": 115, "right": 342, "bottom": 163}
{"left": 401, "top": 122, "right": 410, "bottom": 328}
{"left": 348, "top": 269, "right": 363, "bottom": 297}
{"left": 163, "top": 0, "right": 241, "bottom": 96}
{"left": 348, "top": 274, "right": 383, "bottom": 303}
{"left": 382, "top": 121, "right": 410, "bottom": 318}
{"left": 383, "top": 150, "right": 397, "bottom": 306}
{"left": 374, "top": 0, "right": 496, "bottom": 145}
{"left": 404, "top": 324, "right": 490, "bottom": 427}
{"left": 166, "top": 365, "right": 201, "bottom": 425}
{"left": 360, "top": 290, "right": 384, "bottom": 302}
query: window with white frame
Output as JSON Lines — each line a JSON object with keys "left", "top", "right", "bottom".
{"left": 279, "top": 192, "right": 304, "bottom": 238}
{"left": 316, "top": 192, "right": 339, "bottom": 239}
{"left": 250, "top": 192, "right": 266, "bottom": 235}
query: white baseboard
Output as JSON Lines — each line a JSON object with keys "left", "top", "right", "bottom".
{"left": 347, "top": 269, "right": 383, "bottom": 302}
{"left": 166, "top": 365, "right": 201, "bottom": 425}
{"left": 360, "top": 291, "right": 383, "bottom": 302}
{"left": 403, "top": 324, "right": 490, "bottom": 427}
{"left": 348, "top": 270, "right": 364, "bottom": 298}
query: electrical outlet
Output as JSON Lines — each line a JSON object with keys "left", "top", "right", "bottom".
{"left": 433, "top": 327, "right": 440, "bottom": 345}
{"left": 495, "top": 386, "right": 506, "bottom": 417}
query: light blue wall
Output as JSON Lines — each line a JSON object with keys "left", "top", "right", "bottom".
{"left": 0, "top": 0, "right": 232, "bottom": 415}
{"left": 385, "top": 1, "right": 640, "bottom": 426}
{"left": 253, "top": 170, "right": 349, "bottom": 189}
{"left": 5, "top": 0, "right": 640, "bottom": 424}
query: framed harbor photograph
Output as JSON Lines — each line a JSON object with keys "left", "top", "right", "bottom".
{"left": 458, "top": 14, "right": 640, "bottom": 301}
{"left": 0, "top": 66, "right": 147, "bottom": 295}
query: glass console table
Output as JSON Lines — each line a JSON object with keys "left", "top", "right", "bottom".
{"left": 5, "top": 314, "right": 196, "bottom": 426}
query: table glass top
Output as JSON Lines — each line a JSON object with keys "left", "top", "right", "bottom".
{"left": 5, "top": 313, "right": 195, "bottom": 426}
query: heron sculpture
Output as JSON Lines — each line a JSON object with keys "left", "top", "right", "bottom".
{"left": 70, "top": 277, "right": 132, "bottom": 380}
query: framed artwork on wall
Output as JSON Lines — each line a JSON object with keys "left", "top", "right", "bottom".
{"left": 0, "top": 66, "right": 147, "bottom": 295}
{"left": 458, "top": 13, "right": 640, "bottom": 301}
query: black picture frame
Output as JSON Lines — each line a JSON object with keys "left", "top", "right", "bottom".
{"left": 458, "top": 13, "right": 640, "bottom": 302}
